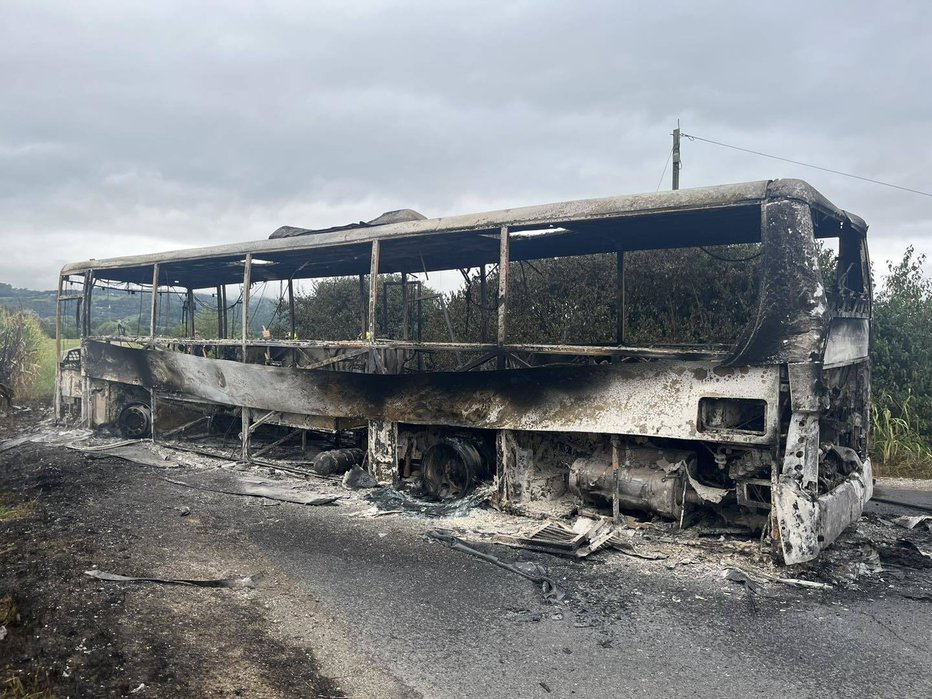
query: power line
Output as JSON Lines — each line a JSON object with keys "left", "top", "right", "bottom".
{"left": 681, "top": 132, "right": 932, "bottom": 198}
{"left": 655, "top": 147, "right": 673, "bottom": 192}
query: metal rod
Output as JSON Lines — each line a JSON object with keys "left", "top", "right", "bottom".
{"left": 150, "top": 389, "right": 158, "bottom": 443}
{"left": 216, "top": 285, "right": 224, "bottom": 339}
{"left": 222, "top": 284, "right": 228, "bottom": 338}
{"left": 252, "top": 428, "right": 302, "bottom": 459}
{"left": 241, "top": 406, "right": 251, "bottom": 461}
{"left": 368, "top": 241, "right": 380, "bottom": 342}
{"left": 149, "top": 264, "right": 159, "bottom": 347}
{"left": 186, "top": 288, "right": 195, "bottom": 337}
{"left": 82, "top": 271, "right": 94, "bottom": 336}
{"left": 497, "top": 225, "right": 509, "bottom": 370}
{"left": 161, "top": 415, "right": 208, "bottom": 439}
{"left": 479, "top": 264, "right": 488, "bottom": 343}
{"left": 288, "top": 278, "right": 296, "bottom": 340}
{"left": 358, "top": 274, "right": 367, "bottom": 338}
{"left": 54, "top": 274, "right": 64, "bottom": 420}
{"left": 247, "top": 409, "right": 279, "bottom": 434}
{"left": 416, "top": 281, "right": 424, "bottom": 372}
{"left": 88, "top": 335, "right": 727, "bottom": 359}
{"left": 611, "top": 435, "right": 621, "bottom": 527}
{"left": 401, "top": 272, "right": 409, "bottom": 340}
{"left": 615, "top": 250, "right": 626, "bottom": 345}
{"left": 241, "top": 253, "right": 252, "bottom": 359}
{"left": 301, "top": 348, "right": 369, "bottom": 370}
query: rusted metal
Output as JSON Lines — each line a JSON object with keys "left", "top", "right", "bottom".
{"left": 241, "top": 253, "right": 252, "bottom": 357}
{"left": 497, "top": 225, "right": 509, "bottom": 370}
{"left": 288, "top": 278, "right": 296, "bottom": 340}
{"left": 58, "top": 180, "right": 875, "bottom": 564}
{"left": 83, "top": 341, "right": 782, "bottom": 445}
{"left": 149, "top": 264, "right": 159, "bottom": 346}
{"left": 368, "top": 241, "right": 379, "bottom": 343}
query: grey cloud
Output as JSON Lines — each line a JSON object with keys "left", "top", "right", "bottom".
{"left": 1, "top": 0, "right": 930, "bottom": 288}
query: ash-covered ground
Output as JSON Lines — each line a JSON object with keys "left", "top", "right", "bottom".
{"left": 1, "top": 407, "right": 931, "bottom": 698}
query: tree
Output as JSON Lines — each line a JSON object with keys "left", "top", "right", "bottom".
{"left": 871, "top": 246, "right": 932, "bottom": 442}
{"left": 284, "top": 275, "right": 444, "bottom": 342}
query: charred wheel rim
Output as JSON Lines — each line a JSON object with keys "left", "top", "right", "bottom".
{"left": 118, "top": 403, "right": 151, "bottom": 439}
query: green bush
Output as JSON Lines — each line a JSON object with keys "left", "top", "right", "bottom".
{"left": 0, "top": 308, "right": 43, "bottom": 399}
{"left": 870, "top": 247, "right": 932, "bottom": 476}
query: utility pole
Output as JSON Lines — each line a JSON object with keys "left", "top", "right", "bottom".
{"left": 672, "top": 120, "right": 681, "bottom": 190}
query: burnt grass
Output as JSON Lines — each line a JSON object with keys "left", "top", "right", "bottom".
{"left": 0, "top": 409, "right": 344, "bottom": 698}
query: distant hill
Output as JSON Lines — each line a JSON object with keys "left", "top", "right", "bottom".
{"left": 0, "top": 282, "right": 281, "bottom": 338}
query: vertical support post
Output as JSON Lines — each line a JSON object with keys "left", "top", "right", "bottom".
{"left": 400, "top": 272, "right": 409, "bottom": 372}
{"left": 185, "top": 288, "right": 195, "bottom": 337}
{"left": 611, "top": 435, "right": 621, "bottom": 527}
{"left": 241, "top": 407, "right": 251, "bottom": 462}
{"left": 358, "top": 274, "right": 367, "bottom": 338}
{"left": 148, "top": 263, "right": 159, "bottom": 440}
{"left": 241, "top": 253, "right": 252, "bottom": 360}
{"left": 672, "top": 122, "right": 681, "bottom": 191}
{"left": 216, "top": 286, "right": 224, "bottom": 339}
{"left": 368, "top": 241, "right": 380, "bottom": 343}
{"left": 401, "top": 273, "right": 409, "bottom": 340}
{"left": 497, "top": 226, "right": 509, "bottom": 370}
{"left": 221, "top": 285, "right": 228, "bottom": 338}
{"left": 149, "top": 264, "right": 159, "bottom": 347}
{"left": 53, "top": 275, "right": 64, "bottom": 420}
{"left": 288, "top": 278, "right": 296, "bottom": 340}
{"left": 416, "top": 281, "right": 424, "bottom": 372}
{"left": 496, "top": 430, "right": 511, "bottom": 502}
{"left": 479, "top": 264, "right": 488, "bottom": 343}
{"left": 150, "top": 390, "right": 158, "bottom": 444}
{"left": 240, "top": 255, "right": 252, "bottom": 461}
{"left": 367, "top": 241, "right": 381, "bottom": 373}
{"left": 82, "top": 271, "right": 94, "bottom": 336}
{"left": 615, "top": 250, "right": 626, "bottom": 345}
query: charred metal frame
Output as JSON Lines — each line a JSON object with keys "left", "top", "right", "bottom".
{"left": 54, "top": 179, "right": 873, "bottom": 563}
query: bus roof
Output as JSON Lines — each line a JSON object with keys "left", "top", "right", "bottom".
{"left": 62, "top": 178, "right": 866, "bottom": 289}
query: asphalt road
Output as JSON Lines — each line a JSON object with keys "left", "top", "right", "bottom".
{"left": 3, "top": 430, "right": 930, "bottom": 699}
{"left": 177, "top": 467, "right": 932, "bottom": 699}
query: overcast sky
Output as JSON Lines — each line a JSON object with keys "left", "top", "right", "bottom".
{"left": 2, "top": 0, "right": 930, "bottom": 290}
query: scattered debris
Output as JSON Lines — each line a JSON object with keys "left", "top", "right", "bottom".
{"left": 177, "top": 506, "right": 191, "bottom": 517}
{"left": 893, "top": 515, "right": 932, "bottom": 531}
{"left": 724, "top": 566, "right": 832, "bottom": 592}
{"left": 903, "top": 539, "right": 932, "bottom": 559}
{"left": 342, "top": 466, "right": 379, "bottom": 490}
{"left": 724, "top": 567, "right": 767, "bottom": 595}
{"left": 899, "top": 591, "right": 932, "bottom": 603}
{"left": 610, "top": 538, "right": 668, "bottom": 560}
{"left": 426, "top": 529, "right": 564, "bottom": 602}
{"left": 366, "top": 486, "right": 487, "bottom": 517}
{"left": 312, "top": 448, "right": 365, "bottom": 476}
{"left": 493, "top": 518, "right": 615, "bottom": 558}
{"left": 84, "top": 569, "right": 262, "bottom": 588}
{"left": 130, "top": 683, "right": 146, "bottom": 694}
{"left": 162, "top": 477, "right": 339, "bottom": 506}
{"left": 493, "top": 517, "right": 666, "bottom": 560}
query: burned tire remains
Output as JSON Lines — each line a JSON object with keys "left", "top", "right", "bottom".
{"left": 117, "top": 403, "right": 151, "bottom": 439}
{"left": 421, "top": 438, "right": 488, "bottom": 500}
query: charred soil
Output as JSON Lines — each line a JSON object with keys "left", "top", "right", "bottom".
{"left": 0, "top": 408, "right": 344, "bottom": 698}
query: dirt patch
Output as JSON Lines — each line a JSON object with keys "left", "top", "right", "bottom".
{"left": 0, "top": 409, "right": 345, "bottom": 698}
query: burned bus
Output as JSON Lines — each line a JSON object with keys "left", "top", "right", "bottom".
{"left": 55, "top": 179, "right": 872, "bottom": 564}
